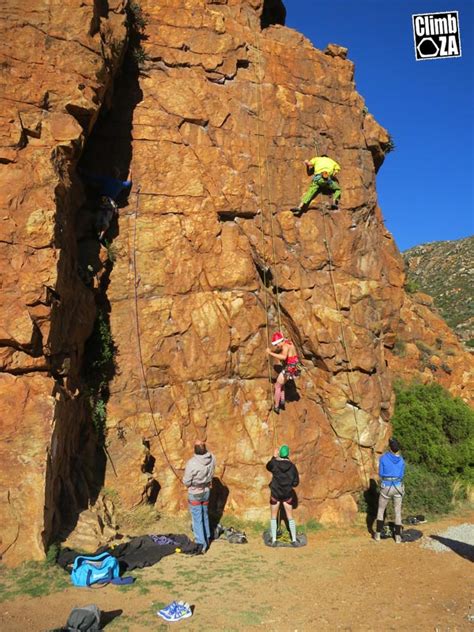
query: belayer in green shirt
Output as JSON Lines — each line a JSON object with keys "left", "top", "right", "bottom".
{"left": 291, "top": 155, "right": 342, "bottom": 216}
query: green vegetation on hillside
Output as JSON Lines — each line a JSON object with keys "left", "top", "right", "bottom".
{"left": 403, "top": 236, "right": 474, "bottom": 344}
{"left": 391, "top": 381, "right": 474, "bottom": 514}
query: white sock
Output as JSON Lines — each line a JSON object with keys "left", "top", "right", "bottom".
{"left": 289, "top": 519, "right": 297, "bottom": 542}
{"left": 270, "top": 519, "right": 277, "bottom": 542}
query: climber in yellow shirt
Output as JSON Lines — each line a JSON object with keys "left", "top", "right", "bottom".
{"left": 291, "top": 155, "right": 342, "bottom": 215}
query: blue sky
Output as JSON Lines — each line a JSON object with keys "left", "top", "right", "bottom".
{"left": 285, "top": 0, "right": 473, "bottom": 251}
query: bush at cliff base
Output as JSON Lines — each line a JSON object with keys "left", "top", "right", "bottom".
{"left": 392, "top": 381, "right": 473, "bottom": 514}
{"left": 392, "top": 381, "right": 473, "bottom": 483}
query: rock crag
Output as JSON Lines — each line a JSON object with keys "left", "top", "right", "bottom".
{"left": 0, "top": 0, "right": 129, "bottom": 564}
{"left": 0, "top": 0, "right": 472, "bottom": 565}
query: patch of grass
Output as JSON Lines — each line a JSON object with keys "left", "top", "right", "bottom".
{"left": 104, "top": 239, "right": 118, "bottom": 263}
{"left": 382, "top": 133, "right": 396, "bottom": 154}
{"left": 219, "top": 516, "right": 266, "bottom": 535}
{"left": 126, "top": 2, "right": 149, "bottom": 72}
{"left": 237, "top": 606, "right": 270, "bottom": 626}
{"left": 147, "top": 578, "right": 175, "bottom": 590}
{"left": 404, "top": 277, "right": 420, "bottom": 294}
{"left": 414, "top": 340, "right": 435, "bottom": 368}
{"left": 128, "top": 2, "right": 148, "bottom": 32}
{"left": 303, "top": 518, "right": 323, "bottom": 533}
{"left": 392, "top": 338, "right": 407, "bottom": 358}
{"left": 0, "top": 561, "right": 70, "bottom": 602}
{"left": 117, "top": 503, "right": 160, "bottom": 533}
{"left": 83, "top": 310, "right": 116, "bottom": 443}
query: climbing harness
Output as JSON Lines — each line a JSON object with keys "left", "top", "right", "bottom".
{"left": 131, "top": 185, "right": 181, "bottom": 481}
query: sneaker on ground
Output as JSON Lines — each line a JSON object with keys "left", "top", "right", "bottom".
{"left": 394, "top": 535, "right": 402, "bottom": 544}
{"left": 157, "top": 601, "right": 178, "bottom": 621}
{"left": 373, "top": 532, "right": 381, "bottom": 542}
{"left": 169, "top": 603, "right": 193, "bottom": 621}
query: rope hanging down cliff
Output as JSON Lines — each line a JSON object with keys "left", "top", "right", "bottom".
{"left": 131, "top": 185, "right": 181, "bottom": 481}
{"left": 321, "top": 209, "right": 370, "bottom": 487}
{"left": 252, "top": 24, "right": 287, "bottom": 431}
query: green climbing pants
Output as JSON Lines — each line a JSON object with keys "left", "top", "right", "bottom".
{"left": 300, "top": 174, "right": 341, "bottom": 208}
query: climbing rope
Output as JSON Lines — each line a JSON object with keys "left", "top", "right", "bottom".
{"left": 251, "top": 24, "right": 287, "bottom": 443}
{"left": 131, "top": 186, "right": 181, "bottom": 481}
{"left": 253, "top": 27, "right": 283, "bottom": 334}
{"left": 321, "top": 209, "right": 370, "bottom": 487}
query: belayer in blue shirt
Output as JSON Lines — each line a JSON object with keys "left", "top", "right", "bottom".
{"left": 373, "top": 437, "right": 405, "bottom": 543}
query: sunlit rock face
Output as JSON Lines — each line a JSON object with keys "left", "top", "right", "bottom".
{"left": 102, "top": 0, "right": 402, "bottom": 524}
{"left": 1, "top": 0, "right": 472, "bottom": 564}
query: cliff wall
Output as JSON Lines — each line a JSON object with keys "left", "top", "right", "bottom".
{"left": 0, "top": 0, "right": 472, "bottom": 565}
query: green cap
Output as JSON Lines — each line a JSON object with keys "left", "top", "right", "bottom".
{"left": 279, "top": 444, "right": 290, "bottom": 458}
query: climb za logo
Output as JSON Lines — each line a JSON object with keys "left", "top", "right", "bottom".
{"left": 412, "top": 11, "right": 461, "bottom": 60}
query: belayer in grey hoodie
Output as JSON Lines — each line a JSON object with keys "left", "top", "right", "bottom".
{"left": 183, "top": 441, "right": 216, "bottom": 552}
{"left": 183, "top": 444, "right": 216, "bottom": 494}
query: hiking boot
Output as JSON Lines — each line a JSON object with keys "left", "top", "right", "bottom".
{"left": 373, "top": 532, "right": 381, "bottom": 542}
{"left": 394, "top": 535, "right": 402, "bottom": 544}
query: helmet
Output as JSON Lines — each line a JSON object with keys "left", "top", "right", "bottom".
{"left": 271, "top": 332, "right": 285, "bottom": 346}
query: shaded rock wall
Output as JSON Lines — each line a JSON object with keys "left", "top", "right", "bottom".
{"left": 0, "top": 0, "right": 128, "bottom": 564}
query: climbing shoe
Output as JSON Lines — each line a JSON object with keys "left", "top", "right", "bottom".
{"left": 279, "top": 401, "right": 286, "bottom": 411}
{"left": 291, "top": 206, "right": 302, "bottom": 214}
{"left": 330, "top": 201, "right": 339, "bottom": 210}
{"left": 273, "top": 406, "right": 280, "bottom": 415}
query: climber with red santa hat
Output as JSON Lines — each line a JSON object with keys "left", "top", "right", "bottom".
{"left": 266, "top": 332, "right": 301, "bottom": 414}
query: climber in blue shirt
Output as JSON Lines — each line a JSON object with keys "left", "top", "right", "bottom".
{"left": 373, "top": 438, "right": 406, "bottom": 544}
{"left": 79, "top": 166, "right": 132, "bottom": 242}
{"left": 80, "top": 166, "right": 132, "bottom": 200}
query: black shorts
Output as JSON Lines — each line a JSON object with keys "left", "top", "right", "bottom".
{"left": 270, "top": 495, "right": 293, "bottom": 506}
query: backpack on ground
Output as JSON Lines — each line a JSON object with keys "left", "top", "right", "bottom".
{"left": 66, "top": 604, "right": 102, "bottom": 631}
{"left": 71, "top": 552, "right": 120, "bottom": 587}
{"left": 224, "top": 527, "right": 248, "bottom": 544}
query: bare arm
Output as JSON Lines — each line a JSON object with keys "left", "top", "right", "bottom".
{"left": 266, "top": 345, "right": 290, "bottom": 361}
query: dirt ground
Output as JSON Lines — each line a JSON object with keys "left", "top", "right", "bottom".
{"left": 1, "top": 511, "right": 473, "bottom": 632}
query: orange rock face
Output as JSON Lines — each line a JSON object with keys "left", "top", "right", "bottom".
{"left": 387, "top": 292, "right": 474, "bottom": 405}
{"left": 0, "top": 1, "right": 128, "bottom": 564}
{"left": 1, "top": 0, "right": 472, "bottom": 564}
{"left": 101, "top": 0, "right": 404, "bottom": 523}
